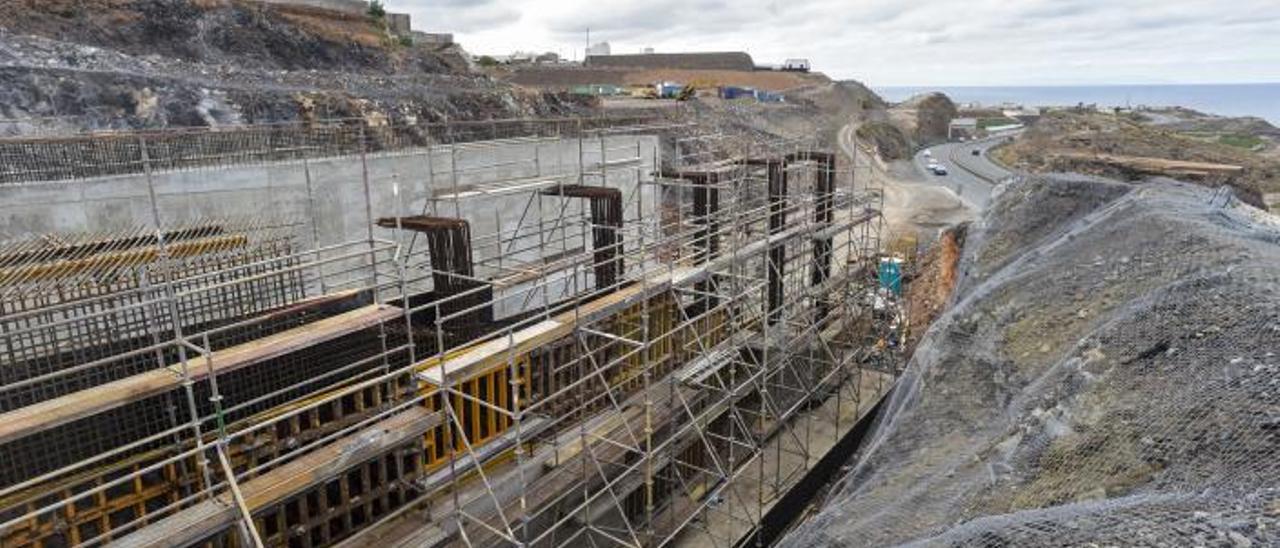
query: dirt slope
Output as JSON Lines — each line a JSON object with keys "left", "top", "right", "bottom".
{"left": 504, "top": 65, "right": 827, "bottom": 92}
{"left": 784, "top": 175, "right": 1280, "bottom": 547}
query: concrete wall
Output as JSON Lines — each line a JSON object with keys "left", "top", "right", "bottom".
{"left": 387, "top": 13, "right": 412, "bottom": 35}
{"left": 0, "top": 134, "right": 660, "bottom": 313}
{"left": 0, "top": 135, "right": 658, "bottom": 240}
{"left": 412, "top": 32, "right": 454, "bottom": 46}
{"left": 257, "top": 0, "right": 368, "bottom": 16}
{"left": 585, "top": 52, "right": 756, "bottom": 71}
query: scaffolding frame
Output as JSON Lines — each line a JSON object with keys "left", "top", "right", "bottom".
{"left": 0, "top": 116, "right": 899, "bottom": 548}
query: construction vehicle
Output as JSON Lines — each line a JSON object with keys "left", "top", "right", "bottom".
{"left": 676, "top": 84, "right": 697, "bottom": 101}
{"left": 628, "top": 85, "right": 658, "bottom": 99}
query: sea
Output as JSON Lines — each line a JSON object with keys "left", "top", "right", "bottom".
{"left": 874, "top": 83, "right": 1280, "bottom": 125}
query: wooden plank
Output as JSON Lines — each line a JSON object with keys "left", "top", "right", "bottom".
{"left": 420, "top": 320, "right": 561, "bottom": 385}
{"left": 417, "top": 211, "right": 877, "bottom": 387}
{"left": 113, "top": 407, "right": 440, "bottom": 548}
{"left": 0, "top": 304, "right": 402, "bottom": 444}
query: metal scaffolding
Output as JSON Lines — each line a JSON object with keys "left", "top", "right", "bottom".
{"left": 0, "top": 116, "right": 901, "bottom": 548}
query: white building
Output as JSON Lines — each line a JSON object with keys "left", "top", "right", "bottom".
{"left": 586, "top": 42, "right": 612, "bottom": 57}
{"left": 782, "top": 58, "right": 811, "bottom": 72}
{"left": 948, "top": 118, "right": 978, "bottom": 141}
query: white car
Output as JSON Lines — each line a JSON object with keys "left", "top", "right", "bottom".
{"left": 923, "top": 150, "right": 933, "bottom": 158}
{"left": 932, "top": 165, "right": 948, "bottom": 176}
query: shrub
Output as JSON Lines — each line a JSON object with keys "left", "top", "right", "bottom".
{"left": 367, "top": 0, "right": 386, "bottom": 19}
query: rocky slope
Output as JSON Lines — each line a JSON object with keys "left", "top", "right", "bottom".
{"left": 784, "top": 175, "right": 1280, "bottom": 546}
{"left": 0, "top": 0, "right": 589, "bottom": 134}
{"left": 888, "top": 92, "right": 957, "bottom": 144}
{"left": 672, "top": 80, "right": 892, "bottom": 157}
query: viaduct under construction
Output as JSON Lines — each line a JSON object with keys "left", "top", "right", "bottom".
{"left": 0, "top": 117, "right": 902, "bottom": 548}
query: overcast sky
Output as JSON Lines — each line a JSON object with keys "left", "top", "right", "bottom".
{"left": 387, "top": 0, "right": 1280, "bottom": 86}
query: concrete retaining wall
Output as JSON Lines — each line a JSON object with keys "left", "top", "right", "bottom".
{"left": 0, "top": 134, "right": 657, "bottom": 241}
{"left": 387, "top": 13, "right": 412, "bottom": 35}
{"left": 0, "top": 135, "right": 660, "bottom": 314}
{"left": 257, "top": 0, "right": 368, "bottom": 15}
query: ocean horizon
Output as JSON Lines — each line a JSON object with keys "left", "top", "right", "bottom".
{"left": 873, "top": 83, "right": 1280, "bottom": 125}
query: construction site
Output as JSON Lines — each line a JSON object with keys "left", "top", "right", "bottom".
{"left": 0, "top": 116, "right": 903, "bottom": 548}
{"left": 5, "top": 1, "right": 1280, "bottom": 547}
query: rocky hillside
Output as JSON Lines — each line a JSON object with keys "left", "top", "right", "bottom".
{"left": 1145, "top": 107, "right": 1280, "bottom": 141}
{"left": 784, "top": 175, "right": 1280, "bottom": 546}
{"left": 994, "top": 110, "right": 1280, "bottom": 208}
{"left": 839, "top": 89, "right": 956, "bottom": 162}
{"left": 673, "top": 80, "right": 892, "bottom": 156}
{"left": 0, "top": 0, "right": 590, "bottom": 134}
{"left": 888, "top": 92, "right": 957, "bottom": 144}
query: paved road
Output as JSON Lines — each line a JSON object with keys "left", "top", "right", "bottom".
{"left": 838, "top": 124, "right": 975, "bottom": 238}
{"left": 913, "top": 135, "right": 1016, "bottom": 210}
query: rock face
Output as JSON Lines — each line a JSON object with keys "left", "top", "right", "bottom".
{"left": 0, "top": 1, "right": 585, "bottom": 134}
{"left": 783, "top": 175, "right": 1280, "bottom": 547}
{"left": 855, "top": 121, "right": 910, "bottom": 161}
{"left": 902, "top": 224, "right": 966, "bottom": 356}
{"left": 889, "top": 92, "right": 958, "bottom": 144}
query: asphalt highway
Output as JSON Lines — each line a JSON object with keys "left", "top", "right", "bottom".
{"left": 913, "top": 134, "right": 1016, "bottom": 210}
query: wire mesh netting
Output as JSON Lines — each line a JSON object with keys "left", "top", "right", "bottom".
{"left": 784, "top": 175, "right": 1280, "bottom": 547}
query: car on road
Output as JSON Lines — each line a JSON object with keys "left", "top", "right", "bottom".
{"left": 971, "top": 149, "right": 981, "bottom": 156}
{"left": 923, "top": 150, "right": 932, "bottom": 158}
{"left": 931, "top": 165, "right": 948, "bottom": 176}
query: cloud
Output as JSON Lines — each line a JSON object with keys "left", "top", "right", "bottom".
{"left": 543, "top": 0, "right": 761, "bottom": 42}
{"left": 393, "top": 0, "right": 1280, "bottom": 86}
{"left": 388, "top": 0, "right": 521, "bottom": 33}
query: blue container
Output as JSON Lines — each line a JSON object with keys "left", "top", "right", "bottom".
{"left": 720, "top": 86, "right": 755, "bottom": 100}
{"left": 658, "top": 83, "right": 684, "bottom": 98}
{"left": 755, "top": 91, "right": 785, "bottom": 103}
{"left": 878, "top": 258, "right": 903, "bottom": 296}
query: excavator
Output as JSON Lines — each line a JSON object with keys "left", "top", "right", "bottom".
{"left": 628, "top": 79, "right": 713, "bottom": 101}
{"left": 676, "top": 78, "right": 719, "bottom": 101}
{"left": 675, "top": 84, "right": 697, "bottom": 101}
